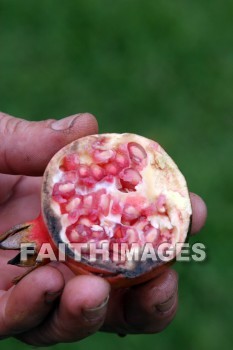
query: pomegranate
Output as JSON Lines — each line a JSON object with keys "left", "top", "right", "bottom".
{"left": 0, "top": 134, "right": 192, "bottom": 287}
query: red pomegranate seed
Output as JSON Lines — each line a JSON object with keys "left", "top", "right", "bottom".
{"left": 121, "top": 168, "right": 142, "bottom": 185}
{"left": 99, "top": 193, "right": 111, "bottom": 216}
{"left": 119, "top": 168, "right": 142, "bottom": 191}
{"left": 127, "top": 142, "right": 147, "bottom": 164}
{"left": 60, "top": 154, "right": 80, "bottom": 171}
{"left": 126, "top": 228, "right": 139, "bottom": 244}
{"left": 104, "top": 162, "right": 120, "bottom": 175}
{"left": 93, "top": 150, "right": 115, "bottom": 164}
{"left": 144, "top": 226, "right": 159, "bottom": 243}
{"left": 115, "top": 152, "right": 129, "bottom": 168}
{"left": 142, "top": 203, "right": 157, "bottom": 216}
{"left": 62, "top": 171, "right": 78, "bottom": 183}
{"left": 78, "top": 165, "right": 90, "bottom": 177}
{"left": 121, "top": 205, "right": 140, "bottom": 225}
{"left": 113, "top": 225, "right": 127, "bottom": 241}
{"left": 111, "top": 200, "right": 123, "bottom": 215}
{"left": 83, "top": 194, "right": 93, "bottom": 209}
{"left": 67, "top": 224, "right": 93, "bottom": 243}
{"left": 66, "top": 196, "right": 83, "bottom": 212}
{"left": 90, "top": 164, "right": 106, "bottom": 181}
{"left": 77, "top": 216, "right": 93, "bottom": 226}
{"left": 52, "top": 182, "right": 75, "bottom": 201}
{"left": 68, "top": 210, "right": 81, "bottom": 224}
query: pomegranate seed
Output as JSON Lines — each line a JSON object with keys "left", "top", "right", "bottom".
{"left": 68, "top": 210, "right": 81, "bottom": 224}
{"left": 126, "top": 228, "right": 139, "bottom": 244}
{"left": 98, "top": 174, "right": 114, "bottom": 184}
{"left": 59, "top": 183, "right": 75, "bottom": 193}
{"left": 62, "top": 171, "right": 78, "bottom": 183}
{"left": 121, "top": 205, "right": 140, "bottom": 225}
{"left": 78, "top": 165, "right": 90, "bottom": 177}
{"left": 83, "top": 195, "right": 93, "bottom": 208}
{"left": 67, "top": 224, "right": 93, "bottom": 243}
{"left": 111, "top": 200, "right": 123, "bottom": 215}
{"left": 61, "top": 154, "right": 80, "bottom": 171}
{"left": 104, "top": 162, "right": 120, "bottom": 175}
{"left": 66, "top": 196, "right": 83, "bottom": 212}
{"left": 52, "top": 182, "right": 75, "bottom": 201}
{"left": 127, "top": 142, "right": 147, "bottom": 164}
{"left": 52, "top": 190, "right": 67, "bottom": 204}
{"left": 67, "top": 228, "right": 80, "bottom": 242}
{"left": 133, "top": 217, "right": 148, "bottom": 231}
{"left": 79, "top": 177, "right": 96, "bottom": 188}
{"left": 115, "top": 152, "right": 129, "bottom": 168}
{"left": 142, "top": 203, "right": 157, "bottom": 216}
{"left": 59, "top": 202, "right": 68, "bottom": 214}
{"left": 93, "top": 150, "right": 115, "bottom": 164}
{"left": 91, "top": 189, "right": 107, "bottom": 208}
{"left": 119, "top": 168, "right": 142, "bottom": 191}
{"left": 90, "top": 164, "right": 106, "bottom": 181}
{"left": 121, "top": 168, "right": 142, "bottom": 185}
{"left": 99, "top": 194, "right": 111, "bottom": 216}
{"left": 113, "top": 225, "right": 127, "bottom": 241}
{"left": 78, "top": 217, "right": 92, "bottom": 226}
{"left": 145, "top": 228, "right": 159, "bottom": 243}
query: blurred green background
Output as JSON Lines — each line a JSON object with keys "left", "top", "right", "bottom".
{"left": 0, "top": 0, "right": 232, "bottom": 349}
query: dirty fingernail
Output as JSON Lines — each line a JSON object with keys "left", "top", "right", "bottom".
{"left": 83, "top": 295, "right": 109, "bottom": 321}
{"left": 51, "top": 115, "right": 81, "bottom": 131}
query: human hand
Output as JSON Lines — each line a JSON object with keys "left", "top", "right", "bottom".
{"left": 0, "top": 111, "right": 207, "bottom": 345}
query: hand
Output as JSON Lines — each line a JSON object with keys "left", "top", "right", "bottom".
{"left": 0, "top": 111, "right": 207, "bottom": 346}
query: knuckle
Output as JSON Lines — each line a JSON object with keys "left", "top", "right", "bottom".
{"left": 140, "top": 303, "right": 178, "bottom": 334}
{"left": 126, "top": 293, "right": 178, "bottom": 334}
{"left": 0, "top": 114, "right": 25, "bottom": 136}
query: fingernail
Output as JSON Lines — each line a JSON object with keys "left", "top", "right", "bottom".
{"left": 45, "top": 290, "right": 62, "bottom": 304}
{"left": 156, "top": 293, "right": 176, "bottom": 312}
{"left": 83, "top": 295, "right": 109, "bottom": 322}
{"left": 51, "top": 114, "right": 81, "bottom": 131}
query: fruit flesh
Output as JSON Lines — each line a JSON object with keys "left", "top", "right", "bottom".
{"left": 42, "top": 133, "right": 192, "bottom": 280}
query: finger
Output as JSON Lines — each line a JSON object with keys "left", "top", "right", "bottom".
{"left": 19, "top": 275, "right": 110, "bottom": 346}
{"left": 104, "top": 269, "right": 178, "bottom": 335}
{"left": 0, "top": 266, "right": 64, "bottom": 337}
{"left": 125, "top": 269, "right": 178, "bottom": 333}
{"left": 190, "top": 193, "right": 207, "bottom": 234}
{"left": 0, "top": 177, "right": 42, "bottom": 232}
{"left": 0, "top": 112, "right": 98, "bottom": 176}
{"left": 0, "top": 174, "right": 21, "bottom": 204}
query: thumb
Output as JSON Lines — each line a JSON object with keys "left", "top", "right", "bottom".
{"left": 0, "top": 112, "right": 98, "bottom": 176}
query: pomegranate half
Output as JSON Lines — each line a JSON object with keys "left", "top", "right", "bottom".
{"left": 0, "top": 133, "right": 192, "bottom": 287}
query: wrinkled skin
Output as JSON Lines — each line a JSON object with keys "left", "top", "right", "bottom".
{"left": 0, "top": 112, "right": 207, "bottom": 346}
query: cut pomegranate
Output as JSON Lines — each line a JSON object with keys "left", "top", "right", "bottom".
{"left": 0, "top": 133, "right": 192, "bottom": 288}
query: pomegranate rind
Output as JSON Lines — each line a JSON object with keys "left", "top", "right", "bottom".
{"left": 42, "top": 133, "right": 192, "bottom": 286}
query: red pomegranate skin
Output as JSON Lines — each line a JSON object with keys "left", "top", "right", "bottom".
{"left": 0, "top": 133, "right": 192, "bottom": 288}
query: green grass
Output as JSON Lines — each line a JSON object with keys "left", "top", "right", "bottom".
{"left": 0, "top": 0, "right": 232, "bottom": 349}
